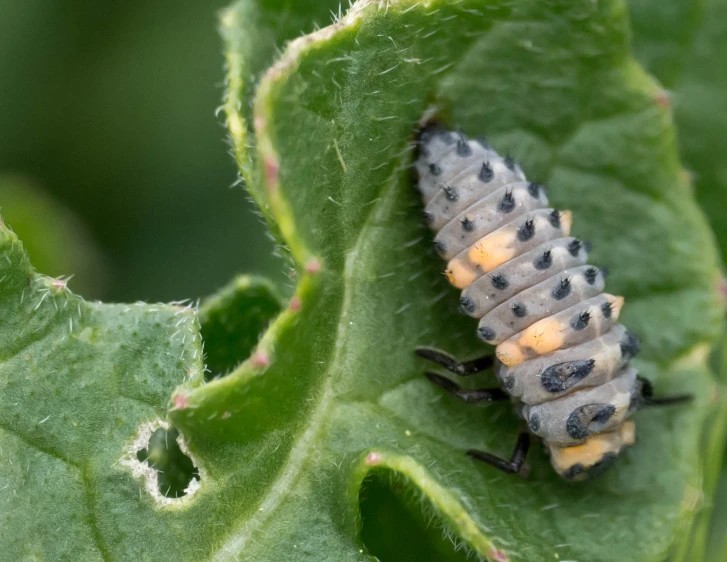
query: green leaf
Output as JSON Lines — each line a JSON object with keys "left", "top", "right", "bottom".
{"left": 4, "top": 1, "right": 725, "bottom": 560}
{"left": 177, "top": 0, "right": 723, "bottom": 560}
{"left": 0, "top": 220, "right": 205, "bottom": 559}
{"left": 706, "top": 448, "right": 727, "bottom": 561}
{"left": 630, "top": 0, "right": 727, "bottom": 263}
{"left": 628, "top": 0, "right": 702, "bottom": 88}
{"left": 199, "top": 275, "right": 283, "bottom": 377}
{"left": 220, "top": 0, "right": 344, "bottom": 186}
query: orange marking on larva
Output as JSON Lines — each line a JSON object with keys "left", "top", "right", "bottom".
{"left": 251, "top": 351, "right": 270, "bottom": 368}
{"left": 550, "top": 421, "right": 636, "bottom": 474}
{"left": 518, "top": 317, "right": 565, "bottom": 356}
{"left": 289, "top": 296, "right": 301, "bottom": 311}
{"left": 608, "top": 295, "right": 625, "bottom": 319}
{"left": 496, "top": 341, "right": 525, "bottom": 367}
{"left": 560, "top": 210, "right": 573, "bottom": 236}
{"left": 305, "top": 258, "right": 322, "bottom": 274}
{"left": 468, "top": 230, "right": 517, "bottom": 272}
{"left": 444, "top": 260, "right": 478, "bottom": 289}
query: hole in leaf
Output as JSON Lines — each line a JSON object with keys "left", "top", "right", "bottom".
{"left": 359, "top": 470, "right": 474, "bottom": 562}
{"left": 136, "top": 427, "right": 199, "bottom": 498}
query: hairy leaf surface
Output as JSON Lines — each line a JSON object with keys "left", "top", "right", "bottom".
{"left": 2, "top": 1, "right": 725, "bottom": 561}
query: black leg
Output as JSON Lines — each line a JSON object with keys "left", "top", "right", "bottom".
{"left": 416, "top": 346, "right": 494, "bottom": 376}
{"left": 425, "top": 372, "right": 508, "bottom": 403}
{"left": 467, "top": 433, "right": 531, "bottom": 476}
{"left": 638, "top": 376, "right": 693, "bottom": 407}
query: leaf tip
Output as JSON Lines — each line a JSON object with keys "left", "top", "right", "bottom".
{"left": 487, "top": 547, "right": 510, "bottom": 562}
{"left": 718, "top": 275, "right": 727, "bottom": 308}
{"left": 654, "top": 88, "right": 671, "bottom": 110}
{"left": 49, "top": 276, "right": 71, "bottom": 292}
{"left": 251, "top": 350, "right": 271, "bottom": 368}
{"left": 172, "top": 392, "right": 189, "bottom": 410}
{"left": 305, "top": 257, "right": 322, "bottom": 274}
{"left": 264, "top": 158, "right": 279, "bottom": 192}
{"left": 365, "top": 451, "right": 382, "bottom": 466}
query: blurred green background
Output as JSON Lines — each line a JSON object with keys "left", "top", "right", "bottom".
{"left": 0, "top": 0, "right": 301, "bottom": 301}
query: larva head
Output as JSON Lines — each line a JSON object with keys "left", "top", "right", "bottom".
{"left": 548, "top": 421, "right": 636, "bottom": 480}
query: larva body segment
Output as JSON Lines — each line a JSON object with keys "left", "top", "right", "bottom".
{"left": 416, "top": 126, "right": 645, "bottom": 480}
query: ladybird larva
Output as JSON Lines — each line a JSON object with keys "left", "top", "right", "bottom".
{"left": 415, "top": 125, "right": 691, "bottom": 480}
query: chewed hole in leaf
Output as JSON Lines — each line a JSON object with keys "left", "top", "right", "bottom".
{"left": 359, "top": 470, "right": 477, "bottom": 562}
{"left": 136, "top": 427, "right": 200, "bottom": 498}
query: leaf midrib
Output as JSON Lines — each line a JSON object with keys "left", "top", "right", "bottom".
{"left": 210, "top": 156, "right": 404, "bottom": 560}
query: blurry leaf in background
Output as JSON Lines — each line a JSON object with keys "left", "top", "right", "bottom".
{"left": 630, "top": 0, "right": 727, "bottom": 263}
{"left": 631, "top": 7, "right": 727, "bottom": 558}
{"left": 0, "top": 175, "right": 106, "bottom": 298}
{"left": 0, "top": 0, "right": 344, "bottom": 302}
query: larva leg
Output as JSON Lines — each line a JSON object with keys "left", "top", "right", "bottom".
{"left": 415, "top": 346, "right": 493, "bottom": 376}
{"left": 637, "top": 376, "right": 693, "bottom": 407}
{"left": 425, "top": 372, "right": 508, "bottom": 403}
{"left": 467, "top": 432, "right": 531, "bottom": 476}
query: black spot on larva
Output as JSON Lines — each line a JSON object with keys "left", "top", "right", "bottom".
{"left": 571, "top": 311, "right": 591, "bottom": 331}
{"left": 527, "top": 182, "right": 542, "bottom": 199}
{"left": 568, "top": 239, "right": 582, "bottom": 257}
{"left": 564, "top": 463, "right": 585, "bottom": 480}
{"left": 517, "top": 219, "right": 535, "bottom": 241}
{"left": 491, "top": 274, "right": 509, "bottom": 290}
{"left": 503, "top": 375, "right": 515, "bottom": 391}
{"left": 549, "top": 209, "right": 561, "bottom": 228}
{"left": 620, "top": 331, "right": 640, "bottom": 359}
{"left": 479, "top": 162, "right": 494, "bottom": 183}
{"left": 434, "top": 240, "right": 447, "bottom": 256}
{"left": 428, "top": 163, "right": 442, "bottom": 176}
{"left": 460, "top": 217, "right": 475, "bottom": 232}
{"left": 601, "top": 301, "right": 613, "bottom": 318}
{"left": 443, "top": 185, "right": 459, "bottom": 202}
{"left": 504, "top": 155, "right": 516, "bottom": 171}
{"left": 541, "top": 359, "right": 595, "bottom": 393}
{"left": 423, "top": 210, "right": 434, "bottom": 224}
{"left": 460, "top": 294, "right": 476, "bottom": 314}
{"left": 478, "top": 326, "right": 496, "bottom": 342}
{"left": 456, "top": 139, "right": 472, "bottom": 157}
{"left": 590, "top": 405, "right": 616, "bottom": 426}
{"left": 584, "top": 267, "right": 598, "bottom": 285}
{"left": 577, "top": 452, "right": 619, "bottom": 480}
{"left": 528, "top": 413, "right": 540, "bottom": 432}
{"left": 566, "top": 403, "right": 610, "bottom": 440}
{"left": 562, "top": 454, "right": 619, "bottom": 480}
{"left": 552, "top": 277, "right": 572, "bottom": 300}
{"left": 417, "top": 125, "right": 441, "bottom": 146}
{"left": 511, "top": 302, "right": 527, "bottom": 318}
{"left": 498, "top": 190, "right": 516, "bottom": 213}
{"left": 534, "top": 250, "right": 552, "bottom": 270}
{"left": 566, "top": 410, "right": 590, "bottom": 440}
